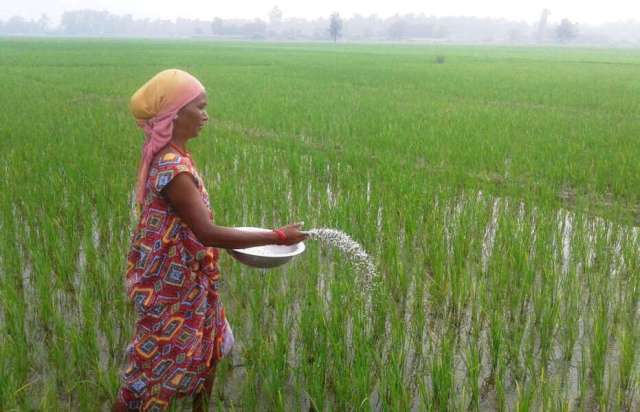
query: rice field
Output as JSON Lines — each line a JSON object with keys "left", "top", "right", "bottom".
{"left": 1, "top": 38, "right": 640, "bottom": 411}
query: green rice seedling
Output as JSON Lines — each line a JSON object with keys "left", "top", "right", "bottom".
{"left": 540, "top": 378, "right": 571, "bottom": 412}
{"left": 589, "top": 295, "right": 610, "bottom": 407}
{"left": 464, "top": 289, "right": 483, "bottom": 411}
{"left": 615, "top": 239, "right": 639, "bottom": 410}
{"left": 616, "top": 323, "right": 637, "bottom": 411}
{"left": 514, "top": 377, "right": 535, "bottom": 412}
{"left": 429, "top": 330, "right": 456, "bottom": 411}
{"left": 494, "top": 357, "right": 507, "bottom": 411}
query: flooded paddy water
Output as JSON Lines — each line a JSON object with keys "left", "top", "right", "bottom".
{"left": 4, "top": 173, "right": 639, "bottom": 411}
{"left": 197, "top": 187, "right": 639, "bottom": 411}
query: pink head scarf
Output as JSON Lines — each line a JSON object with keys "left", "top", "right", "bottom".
{"left": 130, "top": 69, "right": 205, "bottom": 207}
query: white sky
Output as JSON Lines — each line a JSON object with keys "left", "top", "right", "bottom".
{"left": 1, "top": 0, "right": 638, "bottom": 25}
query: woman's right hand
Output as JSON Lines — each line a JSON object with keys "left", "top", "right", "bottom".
{"left": 276, "top": 222, "right": 308, "bottom": 245}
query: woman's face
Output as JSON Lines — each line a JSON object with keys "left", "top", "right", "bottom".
{"left": 174, "top": 92, "right": 209, "bottom": 139}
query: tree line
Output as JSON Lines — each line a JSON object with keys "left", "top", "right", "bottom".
{"left": 1, "top": 8, "right": 639, "bottom": 46}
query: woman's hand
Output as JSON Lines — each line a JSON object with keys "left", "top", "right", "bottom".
{"left": 275, "top": 222, "right": 308, "bottom": 245}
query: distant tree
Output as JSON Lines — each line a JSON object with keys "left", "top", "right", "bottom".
{"left": 507, "top": 28, "right": 525, "bottom": 43}
{"left": 37, "top": 14, "right": 50, "bottom": 32}
{"left": 61, "top": 10, "right": 111, "bottom": 35}
{"left": 556, "top": 18, "right": 578, "bottom": 42}
{"left": 4, "top": 16, "right": 28, "bottom": 34}
{"left": 269, "top": 6, "right": 283, "bottom": 26}
{"left": 211, "top": 17, "right": 224, "bottom": 35}
{"left": 535, "top": 8, "right": 551, "bottom": 42}
{"left": 388, "top": 18, "right": 407, "bottom": 40}
{"left": 329, "top": 12, "right": 343, "bottom": 42}
{"left": 243, "top": 19, "right": 267, "bottom": 38}
{"left": 433, "top": 23, "right": 448, "bottom": 39}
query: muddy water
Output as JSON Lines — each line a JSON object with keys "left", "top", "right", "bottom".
{"left": 7, "top": 188, "right": 638, "bottom": 410}
{"left": 201, "top": 191, "right": 636, "bottom": 409}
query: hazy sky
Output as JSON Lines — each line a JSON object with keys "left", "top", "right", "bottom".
{"left": 1, "top": 0, "right": 638, "bottom": 25}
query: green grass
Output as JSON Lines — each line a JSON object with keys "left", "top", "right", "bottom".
{"left": 0, "top": 38, "right": 638, "bottom": 410}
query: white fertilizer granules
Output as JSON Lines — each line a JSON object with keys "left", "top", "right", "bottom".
{"left": 304, "top": 228, "right": 378, "bottom": 291}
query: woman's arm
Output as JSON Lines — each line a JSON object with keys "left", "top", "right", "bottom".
{"left": 163, "top": 173, "right": 306, "bottom": 249}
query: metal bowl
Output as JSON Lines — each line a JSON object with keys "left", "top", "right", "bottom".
{"left": 227, "top": 227, "right": 306, "bottom": 269}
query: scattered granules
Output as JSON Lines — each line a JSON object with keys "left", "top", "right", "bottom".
{"left": 304, "top": 228, "right": 378, "bottom": 292}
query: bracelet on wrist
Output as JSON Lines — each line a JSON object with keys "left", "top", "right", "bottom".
{"left": 273, "top": 229, "right": 287, "bottom": 244}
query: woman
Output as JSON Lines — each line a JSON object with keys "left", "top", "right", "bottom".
{"left": 114, "top": 69, "right": 306, "bottom": 412}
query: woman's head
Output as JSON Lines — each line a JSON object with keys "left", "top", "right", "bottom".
{"left": 130, "top": 69, "right": 206, "bottom": 206}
